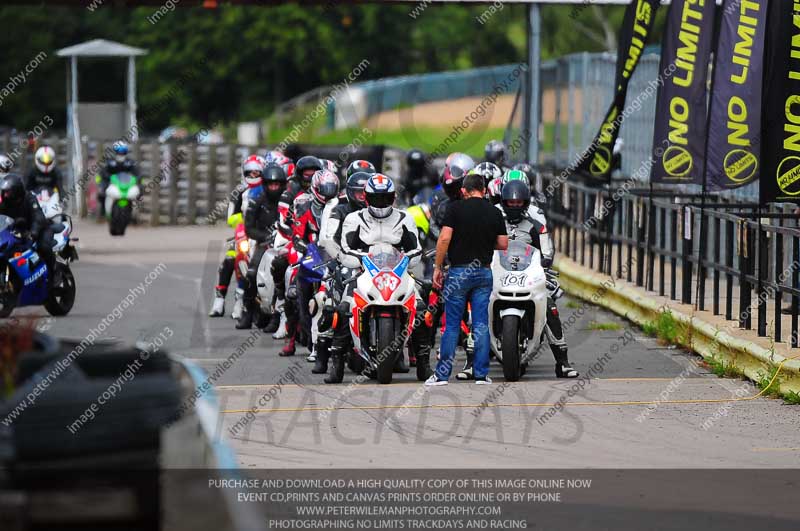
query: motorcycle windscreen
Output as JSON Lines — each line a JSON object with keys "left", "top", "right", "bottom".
{"left": 0, "top": 215, "right": 14, "bottom": 232}
{"left": 498, "top": 240, "right": 535, "bottom": 271}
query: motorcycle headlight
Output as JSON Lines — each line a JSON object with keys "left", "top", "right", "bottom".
{"left": 238, "top": 239, "right": 250, "bottom": 254}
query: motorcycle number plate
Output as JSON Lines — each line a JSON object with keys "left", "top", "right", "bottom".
{"left": 502, "top": 273, "right": 528, "bottom": 287}
{"left": 373, "top": 272, "right": 401, "bottom": 300}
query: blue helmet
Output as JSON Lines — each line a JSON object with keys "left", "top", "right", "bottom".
{"left": 364, "top": 173, "right": 396, "bottom": 218}
{"left": 113, "top": 142, "right": 129, "bottom": 157}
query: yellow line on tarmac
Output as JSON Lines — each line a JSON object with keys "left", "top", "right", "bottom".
{"left": 751, "top": 447, "right": 800, "bottom": 453}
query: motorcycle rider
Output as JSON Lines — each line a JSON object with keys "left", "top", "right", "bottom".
{"left": 26, "top": 146, "right": 64, "bottom": 197}
{"left": 96, "top": 143, "right": 137, "bottom": 219}
{"left": 314, "top": 171, "right": 371, "bottom": 376}
{"left": 405, "top": 148, "right": 437, "bottom": 204}
{"left": 281, "top": 169, "right": 339, "bottom": 357}
{"left": 499, "top": 180, "right": 578, "bottom": 378}
{"left": 345, "top": 159, "right": 376, "bottom": 179}
{"left": 484, "top": 140, "right": 510, "bottom": 171}
{"left": 271, "top": 155, "right": 323, "bottom": 339}
{"left": 236, "top": 163, "right": 286, "bottom": 330}
{"left": 0, "top": 174, "right": 55, "bottom": 286}
{"left": 208, "top": 155, "right": 266, "bottom": 317}
{"left": 325, "top": 174, "right": 427, "bottom": 384}
{"left": 0, "top": 154, "right": 13, "bottom": 178}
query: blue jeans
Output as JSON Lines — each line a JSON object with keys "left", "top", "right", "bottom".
{"left": 434, "top": 267, "right": 493, "bottom": 380}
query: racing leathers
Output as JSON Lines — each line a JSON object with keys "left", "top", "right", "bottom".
{"left": 0, "top": 190, "right": 55, "bottom": 282}
{"left": 322, "top": 207, "right": 429, "bottom": 383}
{"left": 208, "top": 183, "right": 250, "bottom": 317}
{"left": 270, "top": 178, "right": 306, "bottom": 338}
{"left": 282, "top": 192, "right": 328, "bottom": 355}
{"left": 26, "top": 166, "right": 64, "bottom": 197}
{"left": 236, "top": 187, "right": 280, "bottom": 329}
{"left": 500, "top": 204, "right": 577, "bottom": 377}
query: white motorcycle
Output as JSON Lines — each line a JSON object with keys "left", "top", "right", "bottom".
{"left": 489, "top": 240, "right": 548, "bottom": 381}
{"left": 350, "top": 243, "right": 418, "bottom": 384}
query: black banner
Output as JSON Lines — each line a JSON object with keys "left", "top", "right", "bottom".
{"left": 650, "top": 0, "right": 716, "bottom": 185}
{"left": 760, "top": 1, "right": 800, "bottom": 204}
{"left": 706, "top": 0, "right": 767, "bottom": 191}
{"left": 577, "top": 0, "right": 660, "bottom": 182}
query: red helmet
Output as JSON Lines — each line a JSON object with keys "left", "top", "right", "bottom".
{"left": 242, "top": 155, "right": 266, "bottom": 188}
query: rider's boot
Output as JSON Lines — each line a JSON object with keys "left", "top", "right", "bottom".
{"left": 312, "top": 335, "right": 332, "bottom": 374}
{"left": 272, "top": 309, "right": 288, "bottom": 339}
{"left": 231, "top": 287, "right": 244, "bottom": 320}
{"left": 280, "top": 333, "right": 296, "bottom": 356}
{"left": 235, "top": 302, "right": 254, "bottom": 329}
{"left": 324, "top": 346, "right": 344, "bottom": 384}
{"left": 209, "top": 293, "right": 225, "bottom": 317}
{"left": 262, "top": 312, "right": 281, "bottom": 333}
{"left": 456, "top": 346, "right": 475, "bottom": 380}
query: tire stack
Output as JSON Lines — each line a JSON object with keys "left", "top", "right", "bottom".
{"left": 0, "top": 333, "right": 183, "bottom": 530}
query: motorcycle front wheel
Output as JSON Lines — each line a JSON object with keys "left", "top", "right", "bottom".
{"left": 501, "top": 315, "right": 522, "bottom": 382}
{"left": 45, "top": 264, "right": 76, "bottom": 316}
{"left": 376, "top": 316, "right": 399, "bottom": 384}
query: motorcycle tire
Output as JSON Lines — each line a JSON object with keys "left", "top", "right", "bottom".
{"left": 501, "top": 315, "right": 522, "bottom": 382}
{"left": 0, "top": 294, "right": 13, "bottom": 318}
{"left": 110, "top": 204, "right": 129, "bottom": 236}
{"left": 44, "top": 264, "right": 76, "bottom": 316}
{"left": 376, "top": 317, "right": 398, "bottom": 384}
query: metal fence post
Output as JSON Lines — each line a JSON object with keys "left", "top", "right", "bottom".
{"left": 150, "top": 140, "right": 161, "bottom": 227}
{"left": 187, "top": 144, "right": 198, "bottom": 224}
{"left": 681, "top": 206, "right": 693, "bottom": 304}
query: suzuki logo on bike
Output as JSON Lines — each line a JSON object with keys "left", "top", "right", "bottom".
{"left": 502, "top": 273, "right": 527, "bottom": 287}
{"left": 24, "top": 265, "right": 46, "bottom": 286}
{"left": 373, "top": 272, "right": 400, "bottom": 301}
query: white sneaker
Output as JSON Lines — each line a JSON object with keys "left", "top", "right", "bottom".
{"left": 208, "top": 296, "right": 225, "bottom": 317}
{"left": 306, "top": 351, "right": 317, "bottom": 363}
{"left": 475, "top": 376, "right": 492, "bottom": 385}
{"left": 272, "top": 312, "right": 288, "bottom": 339}
{"left": 424, "top": 375, "right": 448, "bottom": 386}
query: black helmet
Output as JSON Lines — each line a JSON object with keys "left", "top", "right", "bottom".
{"left": 345, "top": 171, "right": 370, "bottom": 210}
{"left": 0, "top": 173, "right": 25, "bottom": 208}
{"left": 295, "top": 156, "right": 323, "bottom": 189}
{"left": 406, "top": 148, "right": 426, "bottom": 169}
{"left": 262, "top": 163, "right": 288, "bottom": 201}
{"left": 512, "top": 163, "right": 536, "bottom": 186}
{"left": 485, "top": 140, "right": 507, "bottom": 167}
{"left": 345, "top": 159, "right": 376, "bottom": 179}
{"left": 501, "top": 180, "right": 531, "bottom": 224}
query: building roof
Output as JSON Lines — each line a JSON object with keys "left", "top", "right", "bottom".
{"left": 56, "top": 39, "right": 147, "bottom": 58}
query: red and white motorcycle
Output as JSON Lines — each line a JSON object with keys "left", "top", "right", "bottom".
{"left": 350, "top": 243, "right": 418, "bottom": 384}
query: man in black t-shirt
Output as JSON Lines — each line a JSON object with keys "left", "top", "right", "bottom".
{"left": 426, "top": 174, "right": 508, "bottom": 385}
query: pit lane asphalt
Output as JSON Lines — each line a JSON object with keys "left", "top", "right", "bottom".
{"left": 18, "top": 219, "right": 800, "bottom": 468}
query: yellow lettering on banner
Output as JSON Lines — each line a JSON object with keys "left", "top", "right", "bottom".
{"left": 668, "top": 97, "right": 689, "bottom": 145}
{"left": 623, "top": 0, "right": 653, "bottom": 79}
{"left": 730, "top": 0, "right": 759, "bottom": 85}
{"left": 727, "top": 96, "right": 749, "bottom": 146}
{"left": 792, "top": 14, "right": 800, "bottom": 79}
{"left": 785, "top": 95, "right": 800, "bottom": 153}
{"left": 674, "top": 0, "right": 704, "bottom": 88}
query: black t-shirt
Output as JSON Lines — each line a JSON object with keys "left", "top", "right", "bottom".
{"left": 442, "top": 197, "right": 507, "bottom": 267}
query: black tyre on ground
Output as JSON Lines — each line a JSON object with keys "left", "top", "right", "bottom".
{"left": 501, "top": 314, "right": 522, "bottom": 382}
{"left": 44, "top": 264, "right": 76, "bottom": 316}
{"left": 376, "top": 316, "right": 398, "bottom": 384}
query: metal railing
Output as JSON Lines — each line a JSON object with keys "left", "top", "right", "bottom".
{"left": 545, "top": 174, "right": 800, "bottom": 348}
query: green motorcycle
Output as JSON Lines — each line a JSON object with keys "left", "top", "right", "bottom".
{"left": 105, "top": 172, "right": 140, "bottom": 236}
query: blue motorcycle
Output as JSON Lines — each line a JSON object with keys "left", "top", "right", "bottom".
{"left": 292, "top": 243, "right": 328, "bottom": 350}
{"left": 0, "top": 214, "right": 77, "bottom": 318}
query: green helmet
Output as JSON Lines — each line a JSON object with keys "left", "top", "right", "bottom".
{"left": 501, "top": 169, "right": 529, "bottom": 187}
